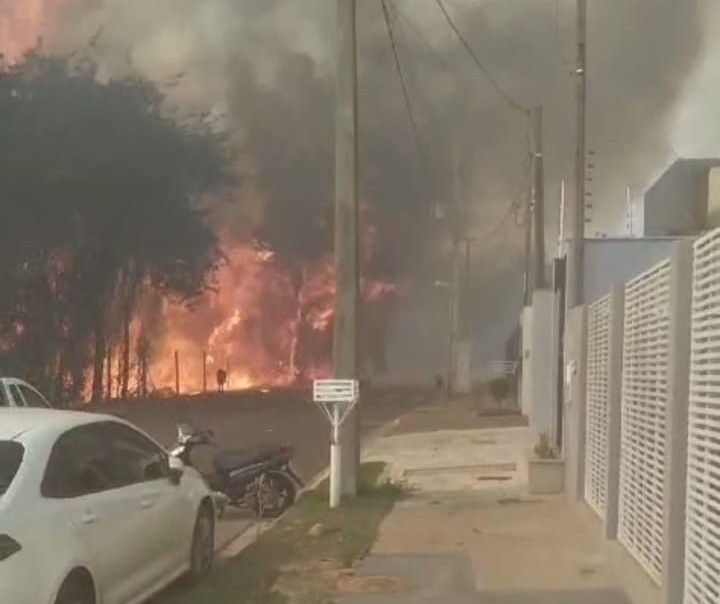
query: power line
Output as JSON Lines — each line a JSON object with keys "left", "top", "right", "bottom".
{"left": 553, "top": 0, "right": 573, "bottom": 67}
{"left": 383, "top": 1, "right": 533, "bottom": 247}
{"left": 380, "top": 0, "right": 428, "bottom": 168}
{"left": 473, "top": 152, "right": 532, "bottom": 244}
{"left": 432, "top": 0, "right": 528, "bottom": 114}
{"left": 387, "top": 0, "right": 453, "bottom": 69}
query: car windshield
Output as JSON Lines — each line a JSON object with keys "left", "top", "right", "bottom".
{"left": 0, "top": 441, "right": 24, "bottom": 496}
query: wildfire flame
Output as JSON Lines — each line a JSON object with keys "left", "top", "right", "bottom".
{"left": 1, "top": 4, "right": 401, "bottom": 398}
{"left": 139, "top": 239, "right": 397, "bottom": 395}
{"left": 0, "top": 0, "right": 63, "bottom": 63}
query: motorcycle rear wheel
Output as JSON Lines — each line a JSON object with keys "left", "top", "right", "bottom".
{"left": 251, "top": 472, "right": 297, "bottom": 518}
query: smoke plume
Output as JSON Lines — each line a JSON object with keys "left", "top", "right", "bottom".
{"left": 10, "top": 0, "right": 715, "bottom": 376}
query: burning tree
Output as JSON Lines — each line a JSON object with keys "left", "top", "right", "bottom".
{"left": 0, "top": 51, "right": 235, "bottom": 403}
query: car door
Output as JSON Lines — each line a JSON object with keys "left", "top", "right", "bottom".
{"left": 41, "top": 424, "right": 149, "bottom": 604}
{"left": 100, "top": 422, "right": 193, "bottom": 586}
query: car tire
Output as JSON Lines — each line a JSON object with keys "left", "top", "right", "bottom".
{"left": 188, "top": 503, "right": 215, "bottom": 580}
{"left": 54, "top": 572, "right": 95, "bottom": 604}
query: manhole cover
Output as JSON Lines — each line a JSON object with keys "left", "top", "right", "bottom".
{"left": 336, "top": 575, "right": 412, "bottom": 594}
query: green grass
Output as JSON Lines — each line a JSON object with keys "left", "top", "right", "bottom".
{"left": 160, "top": 462, "right": 402, "bottom": 604}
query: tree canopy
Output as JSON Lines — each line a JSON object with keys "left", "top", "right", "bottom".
{"left": 0, "top": 53, "right": 236, "bottom": 402}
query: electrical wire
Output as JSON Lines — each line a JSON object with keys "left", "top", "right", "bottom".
{"left": 472, "top": 152, "right": 532, "bottom": 244}
{"left": 387, "top": 0, "right": 453, "bottom": 70}
{"left": 382, "top": 0, "right": 534, "bottom": 247}
{"left": 432, "top": 0, "right": 528, "bottom": 115}
{"left": 380, "top": 0, "right": 429, "bottom": 171}
{"left": 553, "top": 0, "right": 573, "bottom": 68}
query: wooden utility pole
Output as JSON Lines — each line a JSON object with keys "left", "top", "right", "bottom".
{"left": 202, "top": 351, "right": 208, "bottom": 393}
{"left": 566, "top": 0, "right": 587, "bottom": 309}
{"left": 462, "top": 238, "right": 475, "bottom": 328}
{"left": 523, "top": 185, "right": 532, "bottom": 306}
{"left": 334, "top": 0, "right": 360, "bottom": 497}
{"left": 174, "top": 350, "right": 180, "bottom": 395}
{"left": 532, "top": 105, "right": 546, "bottom": 290}
{"left": 106, "top": 348, "right": 113, "bottom": 400}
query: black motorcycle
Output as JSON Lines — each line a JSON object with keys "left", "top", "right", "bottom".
{"left": 170, "top": 423, "right": 303, "bottom": 518}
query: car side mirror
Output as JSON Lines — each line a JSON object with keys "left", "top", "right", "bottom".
{"left": 168, "top": 455, "right": 185, "bottom": 486}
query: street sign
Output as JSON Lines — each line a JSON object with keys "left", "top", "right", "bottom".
{"left": 313, "top": 379, "right": 359, "bottom": 404}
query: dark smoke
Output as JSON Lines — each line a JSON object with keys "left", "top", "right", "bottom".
{"left": 49, "top": 0, "right": 710, "bottom": 375}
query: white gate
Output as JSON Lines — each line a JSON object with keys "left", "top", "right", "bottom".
{"left": 685, "top": 230, "right": 720, "bottom": 604}
{"left": 585, "top": 294, "right": 611, "bottom": 518}
{"left": 619, "top": 259, "right": 671, "bottom": 584}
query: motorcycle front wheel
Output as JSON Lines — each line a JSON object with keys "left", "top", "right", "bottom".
{"left": 251, "top": 472, "right": 297, "bottom": 518}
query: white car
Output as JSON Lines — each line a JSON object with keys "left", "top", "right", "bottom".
{"left": 0, "top": 408, "right": 216, "bottom": 604}
{"left": 0, "top": 377, "right": 52, "bottom": 408}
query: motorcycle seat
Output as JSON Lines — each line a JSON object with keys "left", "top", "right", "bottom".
{"left": 212, "top": 444, "right": 285, "bottom": 474}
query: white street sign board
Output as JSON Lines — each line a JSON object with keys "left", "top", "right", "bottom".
{"left": 313, "top": 379, "right": 358, "bottom": 403}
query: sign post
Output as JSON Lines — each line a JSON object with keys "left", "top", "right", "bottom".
{"left": 313, "top": 379, "right": 360, "bottom": 508}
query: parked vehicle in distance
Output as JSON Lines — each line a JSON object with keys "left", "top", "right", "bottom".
{"left": 0, "top": 408, "right": 216, "bottom": 604}
{"left": 0, "top": 377, "right": 52, "bottom": 408}
{"left": 171, "top": 422, "right": 303, "bottom": 518}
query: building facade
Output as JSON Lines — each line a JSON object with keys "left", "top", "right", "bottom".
{"left": 643, "top": 158, "right": 720, "bottom": 236}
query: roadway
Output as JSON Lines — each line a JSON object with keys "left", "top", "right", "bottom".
{"left": 89, "top": 386, "right": 435, "bottom": 552}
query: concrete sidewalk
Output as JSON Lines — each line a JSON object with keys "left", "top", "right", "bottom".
{"left": 337, "top": 404, "right": 655, "bottom": 604}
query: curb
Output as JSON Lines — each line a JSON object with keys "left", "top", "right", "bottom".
{"left": 217, "top": 414, "right": 405, "bottom": 560}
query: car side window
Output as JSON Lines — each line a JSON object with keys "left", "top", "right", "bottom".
{"left": 0, "top": 386, "right": 8, "bottom": 407}
{"left": 8, "top": 385, "right": 24, "bottom": 407}
{"left": 19, "top": 385, "right": 50, "bottom": 408}
{"left": 42, "top": 425, "right": 115, "bottom": 499}
{"left": 100, "top": 422, "right": 170, "bottom": 486}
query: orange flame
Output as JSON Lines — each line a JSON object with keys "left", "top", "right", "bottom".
{"left": 0, "top": 0, "right": 63, "bottom": 63}
{"left": 136, "top": 237, "right": 397, "bottom": 395}
{"left": 140, "top": 240, "right": 333, "bottom": 393}
{"left": 0, "top": 3, "right": 400, "bottom": 398}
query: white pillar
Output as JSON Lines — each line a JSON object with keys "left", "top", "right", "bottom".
{"left": 604, "top": 284, "right": 625, "bottom": 540}
{"left": 662, "top": 240, "right": 693, "bottom": 604}
{"left": 329, "top": 408, "right": 342, "bottom": 509}
{"left": 563, "top": 304, "right": 587, "bottom": 500}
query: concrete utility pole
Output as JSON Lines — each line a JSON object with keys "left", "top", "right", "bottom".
{"left": 557, "top": 180, "right": 566, "bottom": 258}
{"left": 446, "top": 144, "right": 464, "bottom": 396}
{"left": 456, "top": 237, "right": 475, "bottom": 394}
{"left": 447, "top": 246, "right": 460, "bottom": 395}
{"left": 532, "top": 105, "right": 546, "bottom": 290}
{"left": 565, "top": 0, "right": 587, "bottom": 310}
{"left": 333, "top": 0, "right": 359, "bottom": 497}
